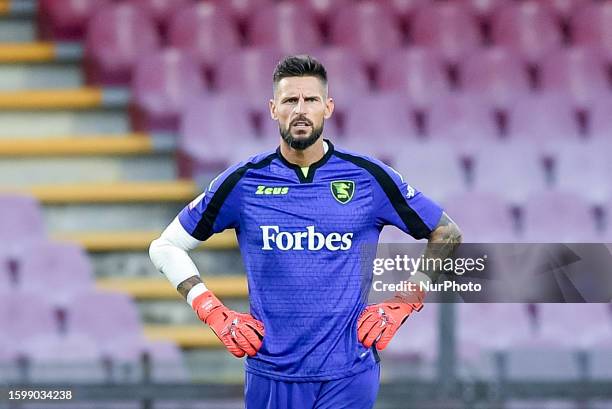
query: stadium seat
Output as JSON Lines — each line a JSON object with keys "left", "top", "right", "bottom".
{"left": 131, "top": 48, "right": 206, "bottom": 132}
{"left": 553, "top": 141, "right": 612, "bottom": 203}
{"left": 534, "top": 0, "right": 584, "bottom": 20}
{"left": 458, "top": 304, "right": 533, "bottom": 378}
{"left": 131, "top": 0, "right": 192, "bottom": 29}
{"left": 571, "top": 2, "right": 612, "bottom": 61}
{"left": 388, "top": 142, "right": 466, "bottom": 202}
{"left": 0, "top": 292, "right": 57, "bottom": 342}
{"left": 0, "top": 194, "right": 46, "bottom": 247}
{"left": 107, "top": 337, "right": 189, "bottom": 384}
{"left": 536, "top": 304, "right": 612, "bottom": 348}
{"left": 168, "top": 3, "right": 239, "bottom": 70}
{"left": 293, "top": 0, "right": 351, "bottom": 21}
{"left": 411, "top": 2, "right": 481, "bottom": 63}
{"left": 506, "top": 93, "right": 581, "bottom": 149}
{"left": 378, "top": 48, "right": 450, "bottom": 110}
{"left": 442, "top": 191, "right": 516, "bottom": 242}
{"left": 589, "top": 96, "right": 612, "bottom": 141}
{"left": 66, "top": 291, "right": 144, "bottom": 356}
{"left": 329, "top": 2, "right": 403, "bottom": 65}
{"left": 17, "top": 241, "right": 94, "bottom": 306}
{"left": 21, "top": 332, "right": 106, "bottom": 383}
{"left": 521, "top": 191, "right": 599, "bottom": 242}
{"left": 342, "top": 93, "right": 417, "bottom": 159}
{"left": 425, "top": 93, "right": 499, "bottom": 150}
{"left": 471, "top": 142, "right": 547, "bottom": 203}
{"left": 456, "top": 0, "right": 509, "bottom": 17}
{"left": 85, "top": 3, "right": 160, "bottom": 85}
{"left": 313, "top": 47, "right": 370, "bottom": 107}
{"left": 216, "top": 48, "right": 284, "bottom": 102}
{"left": 249, "top": 3, "right": 322, "bottom": 54}
{"left": 211, "top": 0, "right": 273, "bottom": 21}
{"left": 460, "top": 47, "right": 530, "bottom": 109}
{"left": 38, "top": 0, "right": 111, "bottom": 41}
{"left": 540, "top": 47, "right": 609, "bottom": 108}
{"left": 180, "top": 94, "right": 263, "bottom": 169}
{"left": 383, "top": 303, "right": 439, "bottom": 379}
{"left": 491, "top": 1, "right": 562, "bottom": 63}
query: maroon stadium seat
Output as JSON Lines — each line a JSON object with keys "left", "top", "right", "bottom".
{"left": 460, "top": 47, "right": 530, "bottom": 109}
{"left": 521, "top": 190, "right": 599, "bottom": 242}
{"left": 180, "top": 94, "right": 263, "bottom": 169}
{"left": 537, "top": 304, "right": 612, "bottom": 348}
{"left": 554, "top": 141, "right": 612, "bottom": 203}
{"left": 293, "top": 0, "right": 351, "bottom": 21}
{"left": 540, "top": 47, "right": 609, "bottom": 108}
{"left": 0, "top": 292, "right": 57, "bottom": 342}
{"left": 67, "top": 291, "right": 144, "bottom": 356}
{"left": 342, "top": 93, "right": 417, "bottom": 159}
{"left": 17, "top": 241, "right": 94, "bottom": 306}
{"left": 85, "top": 3, "right": 160, "bottom": 85}
{"left": 411, "top": 2, "right": 481, "bottom": 63}
{"left": 456, "top": 0, "right": 510, "bottom": 17}
{"left": 249, "top": 3, "right": 322, "bottom": 54}
{"left": 389, "top": 142, "right": 466, "bottom": 202}
{"left": 313, "top": 47, "right": 369, "bottom": 105}
{"left": 131, "top": 0, "right": 192, "bottom": 28}
{"left": 378, "top": 48, "right": 450, "bottom": 110}
{"left": 491, "top": 1, "right": 562, "bottom": 63}
{"left": 442, "top": 191, "right": 516, "bottom": 242}
{"left": 168, "top": 2, "right": 239, "bottom": 70}
{"left": 384, "top": 303, "right": 439, "bottom": 378}
{"left": 0, "top": 194, "right": 45, "bottom": 245}
{"left": 472, "top": 142, "right": 547, "bottom": 202}
{"left": 330, "top": 2, "right": 403, "bottom": 65}
{"left": 132, "top": 48, "right": 205, "bottom": 132}
{"left": 216, "top": 48, "right": 284, "bottom": 101}
{"left": 209, "top": 0, "right": 273, "bottom": 21}
{"left": 571, "top": 2, "right": 612, "bottom": 61}
{"left": 426, "top": 93, "right": 499, "bottom": 149}
{"left": 380, "top": 0, "right": 427, "bottom": 18}
{"left": 506, "top": 93, "right": 580, "bottom": 146}
{"left": 39, "top": 0, "right": 110, "bottom": 41}
{"left": 533, "top": 0, "right": 585, "bottom": 19}
{"left": 589, "top": 96, "right": 612, "bottom": 141}
{"left": 21, "top": 332, "right": 106, "bottom": 383}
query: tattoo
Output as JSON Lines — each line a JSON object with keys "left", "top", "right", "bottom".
{"left": 177, "top": 275, "right": 203, "bottom": 300}
{"left": 421, "top": 212, "right": 463, "bottom": 283}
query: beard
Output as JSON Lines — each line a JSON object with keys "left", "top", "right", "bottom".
{"left": 279, "top": 118, "right": 324, "bottom": 151}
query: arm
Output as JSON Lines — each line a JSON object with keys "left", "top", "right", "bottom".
{"left": 358, "top": 212, "right": 462, "bottom": 350}
{"left": 414, "top": 211, "right": 463, "bottom": 285}
{"left": 149, "top": 217, "right": 264, "bottom": 357}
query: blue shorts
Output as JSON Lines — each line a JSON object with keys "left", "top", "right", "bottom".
{"left": 244, "top": 364, "right": 380, "bottom": 409}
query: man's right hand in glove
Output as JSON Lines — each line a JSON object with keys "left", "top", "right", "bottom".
{"left": 192, "top": 291, "right": 265, "bottom": 358}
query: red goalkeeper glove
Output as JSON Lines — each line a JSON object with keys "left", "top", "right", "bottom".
{"left": 357, "top": 289, "right": 425, "bottom": 351}
{"left": 192, "top": 291, "right": 264, "bottom": 358}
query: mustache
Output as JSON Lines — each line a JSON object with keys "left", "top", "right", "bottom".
{"left": 290, "top": 117, "right": 313, "bottom": 126}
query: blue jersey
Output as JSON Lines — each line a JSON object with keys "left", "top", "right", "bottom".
{"left": 178, "top": 140, "right": 443, "bottom": 382}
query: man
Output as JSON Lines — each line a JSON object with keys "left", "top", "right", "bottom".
{"left": 149, "top": 55, "right": 462, "bottom": 409}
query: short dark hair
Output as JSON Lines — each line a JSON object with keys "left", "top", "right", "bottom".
{"left": 272, "top": 55, "right": 327, "bottom": 89}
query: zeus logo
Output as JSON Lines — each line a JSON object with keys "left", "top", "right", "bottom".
{"left": 260, "top": 226, "right": 353, "bottom": 251}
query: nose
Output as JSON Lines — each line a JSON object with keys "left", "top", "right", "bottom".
{"left": 294, "top": 96, "right": 306, "bottom": 115}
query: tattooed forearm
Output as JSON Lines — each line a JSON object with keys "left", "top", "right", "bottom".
{"left": 177, "top": 275, "right": 203, "bottom": 299}
{"left": 420, "top": 212, "right": 462, "bottom": 283}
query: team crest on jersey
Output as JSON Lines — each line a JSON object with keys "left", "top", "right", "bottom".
{"left": 330, "top": 180, "right": 355, "bottom": 204}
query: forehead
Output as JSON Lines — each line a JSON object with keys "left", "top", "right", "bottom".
{"left": 275, "top": 76, "right": 326, "bottom": 98}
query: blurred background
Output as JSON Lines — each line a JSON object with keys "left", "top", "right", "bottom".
{"left": 0, "top": 0, "right": 611, "bottom": 408}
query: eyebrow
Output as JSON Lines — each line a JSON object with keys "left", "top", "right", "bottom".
{"left": 281, "top": 95, "right": 321, "bottom": 102}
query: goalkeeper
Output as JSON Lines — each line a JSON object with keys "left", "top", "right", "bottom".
{"left": 150, "top": 55, "right": 462, "bottom": 409}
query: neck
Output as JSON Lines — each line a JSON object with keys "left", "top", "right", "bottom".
{"left": 279, "top": 138, "right": 326, "bottom": 167}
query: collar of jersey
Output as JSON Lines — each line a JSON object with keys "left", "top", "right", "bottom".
{"left": 275, "top": 139, "right": 335, "bottom": 183}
